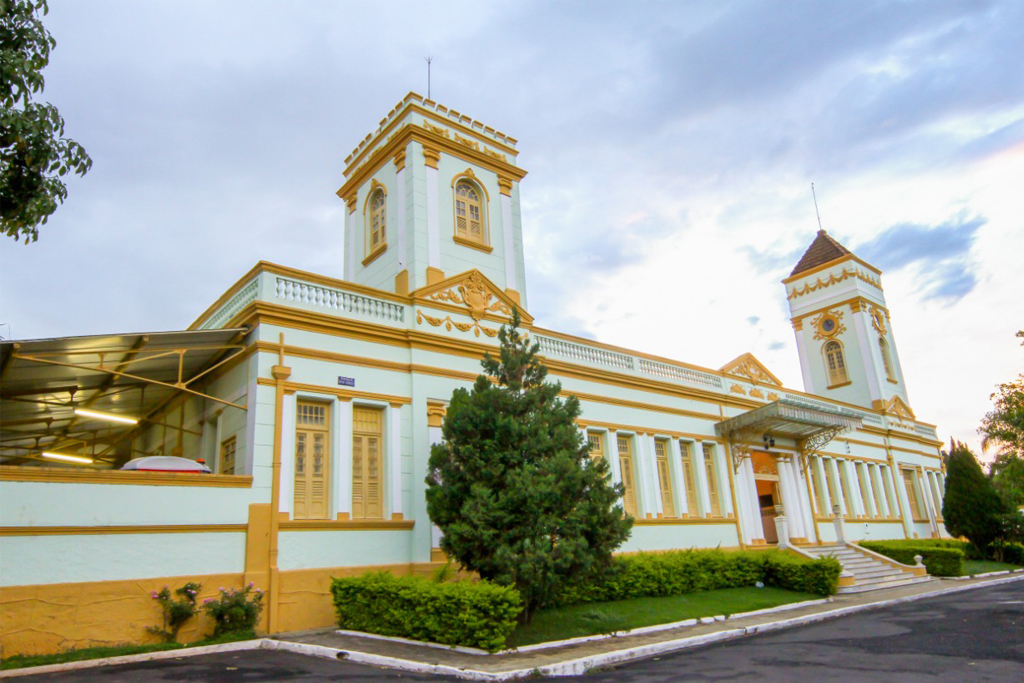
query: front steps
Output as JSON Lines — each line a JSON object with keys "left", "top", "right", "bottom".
{"left": 800, "top": 544, "right": 933, "bottom": 594}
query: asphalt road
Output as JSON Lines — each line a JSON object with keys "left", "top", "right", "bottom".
{"left": 23, "top": 580, "right": 1024, "bottom": 682}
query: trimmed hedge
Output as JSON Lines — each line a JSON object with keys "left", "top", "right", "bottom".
{"left": 989, "top": 540, "right": 1024, "bottom": 566}
{"left": 553, "top": 549, "right": 841, "bottom": 606}
{"left": 859, "top": 541, "right": 964, "bottom": 577}
{"left": 330, "top": 572, "right": 521, "bottom": 652}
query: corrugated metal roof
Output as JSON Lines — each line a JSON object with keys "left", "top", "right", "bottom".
{"left": 0, "top": 328, "right": 247, "bottom": 467}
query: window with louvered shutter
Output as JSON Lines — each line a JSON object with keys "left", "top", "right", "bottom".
{"left": 294, "top": 401, "right": 329, "bottom": 520}
{"left": 654, "top": 439, "right": 675, "bottom": 517}
{"left": 902, "top": 469, "right": 926, "bottom": 521}
{"left": 367, "top": 190, "right": 386, "bottom": 254}
{"left": 352, "top": 407, "right": 384, "bottom": 520}
{"left": 702, "top": 443, "right": 721, "bottom": 517}
{"left": 454, "top": 180, "right": 486, "bottom": 245}
{"left": 587, "top": 432, "right": 604, "bottom": 465}
{"left": 617, "top": 436, "right": 638, "bottom": 517}
{"left": 679, "top": 441, "right": 699, "bottom": 517}
{"left": 824, "top": 341, "right": 848, "bottom": 385}
{"left": 220, "top": 436, "right": 236, "bottom": 475}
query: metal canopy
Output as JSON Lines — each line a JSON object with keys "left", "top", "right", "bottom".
{"left": 715, "top": 398, "right": 863, "bottom": 469}
{"left": 0, "top": 328, "right": 247, "bottom": 467}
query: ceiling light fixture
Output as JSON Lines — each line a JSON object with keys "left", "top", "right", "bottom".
{"left": 41, "top": 452, "right": 94, "bottom": 465}
{"left": 74, "top": 408, "right": 138, "bottom": 425}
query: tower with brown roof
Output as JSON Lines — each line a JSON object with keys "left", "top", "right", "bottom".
{"left": 783, "top": 230, "right": 912, "bottom": 416}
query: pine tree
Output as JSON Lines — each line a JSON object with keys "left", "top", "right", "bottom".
{"left": 942, "top": 440, "right": 1007, "bottom": 552}
{"left": 425, "top": 310, "right": 633, "bottom": 621}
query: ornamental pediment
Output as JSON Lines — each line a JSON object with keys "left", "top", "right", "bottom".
{"left": 412, "top": 270, "right": 532, "bottom": 339}
{"left": 881, "top": 395, "right": 915, "bottom": 422}
{"left": 719, "top": 353, "right": 782, "bottom": 387}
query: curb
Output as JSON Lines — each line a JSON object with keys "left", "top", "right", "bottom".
{"left": 4, "top": 574, "right": 1021, "bottom": 680}
{"left": 337, "top": 596, "right": 832, "bottom": 656}
{"left": 0, "top": 639, "right": 270, "bottom": 679}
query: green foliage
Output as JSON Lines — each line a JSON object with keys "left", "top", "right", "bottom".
{"left": 146, "top": 582, "right": 201, "bottom": 643}
{"left": 553, "top": 549, "right": 841, "bottom": 606}
{"left": 980, "top": 331, "right": 1024, "bottom": 509}
{"left": 425, "top": 310, "right": 632, "bottom": 621}
{"left": 988, "top": 540, "right": 1024, "bottom": 566}
{"left": 201, "top": 582, "right": 263, "bottom": 637}
{"left": 942, "top": 440, "right": 1007, "bottom": 552}
{"left": 1, "top": 0, "right": 92, "bottom": 243}
{"left": 330, "top": 572, "right": 522, "bottom": 653}
{"left": 859, "top": 540, "right": 964, "bottom": 577}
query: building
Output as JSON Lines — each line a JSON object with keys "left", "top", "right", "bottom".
{"left": 0, "top": 93, "right": 948, "bottom": 656}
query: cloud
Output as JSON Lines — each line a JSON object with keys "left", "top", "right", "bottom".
{"left": 857, "top": 213, "right": 985, "bottom": 303}
{"left": 747, "top": 316, "right": 760, "bottom": 326}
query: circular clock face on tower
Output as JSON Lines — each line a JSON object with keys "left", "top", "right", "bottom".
{"left": 822, "top": 318, "right": 836, "bottom": 333}
{"left": 817, "top": 312, "right": 841, "bottom": 337}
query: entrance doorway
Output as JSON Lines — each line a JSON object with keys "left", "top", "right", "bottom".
{"left": 751, "top": 451, "right": 782, "bottom": 544}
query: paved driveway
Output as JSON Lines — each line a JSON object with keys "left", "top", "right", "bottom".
{"left": 21, "top": 581, "right": 1024, "bottom": 682}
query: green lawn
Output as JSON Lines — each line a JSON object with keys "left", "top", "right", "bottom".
{"left": 507, "top": 587, "right": 820, "bottom": 648}
{"left": 0, "top": 630, "right": 257, "bottom": 671}
{"left": 963, "top": 560, "right": 1023, "bottom": 576}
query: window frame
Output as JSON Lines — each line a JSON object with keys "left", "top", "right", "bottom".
{"left": 294, "top": 400, "right": 331, "bottom": 521}
{"left": 219, "top": 435, "right": 237, "bottom": 476}
{"left": 678, "top": 440, "right": 700, "bottom": 518}
{"left": 362, "top": 182, "right": 388, "bottom": 266}
{"left": 702, "top": 443, "right": 722, "bottom": 518}
{"left": 823, "top": 340, "right": 849, "bottom": 387}
{"left": 616, "top": 434, "right": 639, "bottom": 518}
{"left": 653, "top": 438, "right": 676, "bottom": 518}
{"left": 451, "top": 174, "right": 491, "bottom": 251}
{"left": 351, "top": 404, "right": 386, "bottom": 521}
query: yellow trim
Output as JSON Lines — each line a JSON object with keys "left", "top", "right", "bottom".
{"left": 632, "top": 517, "right": 736, "bottom": 526}
{"left": 0, "top": 524, "right": 246, "bottom": 536}
{"left": 361, "top": 243, "right": 387, "bottom": 267}
{"left": 826, "top": 380, "right": 852, "bottom": 389}
{"left": 256, "top": 377, "right": 411, "bottom": 405}
{"left": 0, "top": 466, "right": 253, "bottom": 487}
{"left": 453, "top": 235, "right": 494, "bottom": 253}
{"left": 781, "top": 253, "right": 883, "bottom": 285}
{"left": 450, "top": 168, "right": 491, "bottom": 201}
{"left": 279, "top": 520, "right": 414, "bottom": 531}
{"left": 426, "top": 266, "right": 445, "bottom": 286}
{"left": 791, "top": 295, "right": 888, "bottom": 327}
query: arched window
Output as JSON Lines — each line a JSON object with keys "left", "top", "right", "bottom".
{"left": 879, "top": 337, "right": 895, "bottom": 381}
{"left": 454, "top": 179, "right": 487, "bottom": 246}
{"left": 824, "top": 341, "right": 848, "bottom": 386}
{"left": 366, "top": 189, "right": 386, "bottom": 256}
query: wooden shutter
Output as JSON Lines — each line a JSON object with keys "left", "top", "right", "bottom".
{"left": 220, "top": 436, "right": 236, "bottom": 475}
{"left": 587, "top": 432, "right": 604, "bottom": 465}
{"left": 617, "top": 436, "right": 638, "bottom": 517}
{"left": 654, "top": 440, "right": 675, "bottom": 517}
{"left": 702, "top": 443, "right": 721, "bottom": 517}
{"left": 679, "top": 441, "right": 699, "bottom": 517}
{"left": 294, "top": 401, "right": 329, "bottom": 520}
{"left": 352, "top": 407, "right": 383, "bottom": 520}
{"left": 902, "top": 469, "right": 924, "bottom": 520}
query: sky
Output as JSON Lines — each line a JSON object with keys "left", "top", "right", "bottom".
{"left": 2, "top": 0, "right": 1022, "bottom": 460}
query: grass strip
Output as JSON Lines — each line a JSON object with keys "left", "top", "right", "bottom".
{"left": 0, "top": 630, "right": 257, "bottom": 671}
{"left": 962, "top": 560, "right": 1023, "bottom": 576}
{"left": 507, "top": 586, "right": 818, "bottom": 648}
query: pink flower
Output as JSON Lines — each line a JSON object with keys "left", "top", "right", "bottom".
{"left": 248, "top": 582, "right": 254, "bottom": 588}
{"left": 203, "top": 598, "right": 214, "bottom": 603}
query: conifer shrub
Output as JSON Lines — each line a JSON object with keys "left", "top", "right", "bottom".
{"left": 942, "top": 440, "right": 1007, "bottom": 553}
{"left": 331, "top": 572, "right": 522, "bottom": 653}
{"left": 859, "top": 541, "right": 964, "bottom": 576}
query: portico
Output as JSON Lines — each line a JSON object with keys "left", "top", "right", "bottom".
{"left": 716, "top": 398, "right": 863, "bottom": 547}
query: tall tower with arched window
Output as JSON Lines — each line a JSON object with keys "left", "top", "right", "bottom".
{"left": 784, "top": 230, "right": 912, "bottom": 416}
{"left": 336, "top": 93, "right": 529, "bottom": 307}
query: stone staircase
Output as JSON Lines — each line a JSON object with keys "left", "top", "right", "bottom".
{"left": 800, "top": 544, "right": 933, "bottom": 594}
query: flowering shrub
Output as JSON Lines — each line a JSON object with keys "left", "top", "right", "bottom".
{"left": 202, "top": 582, "right": 264, "bottom": 636}
{"left": 147, "top": 582, "right": 202, "bottom": 643}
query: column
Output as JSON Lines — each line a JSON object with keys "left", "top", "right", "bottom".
{"left": 852, "top": 305, "right": 883, "bottom": 402}
{"left": 777, "top": 457, "right": 806, "bottom": 540}
{"left": 500, "top": 191, "right": 517, "bottom": 291}
{"left": 692, "top": 441, "right": 712, "bottom": 517}
{"left": 428, "top": 412, "right": 444, "bottom": 549}
{"left": 606, "top": 431, "right": 622, "bottom": 486}
{"left": 731, "top": 455, "right": 755, "bottom": 544}
{"left": 389, "top": 405, "right": 403, "bottom": 520}
{"left": 712, "top": 444, "right": 734, "bottom": 517}
{"left": 424, "top": 153, "right": 440, "bottom": 271}
{"left": 813, "top": 456, "right": 832, "bottom": 515}
{"left": 212, "top": 411, "right": 223, "bottom": 473}
{"left": 870, "top": 464, "right": 890, "bottom": 517}
{"left": 741, "top": 456, "right": 765, "bottom": 541}
{"left": 345, "top": 203, "right": 357, "bottom": 280}
{"left": 669, "top": 439, "right": 688, "bottom": 516}
{"left": 635, "top": 435, "right": 658, "bottom": 517}
{"left": 826, "top": 458, "right": 847, "bottom": 516}
{"left": 858, "top": 462, "right": 876, "bottom": 517}
{"left": 843, "top": 460, "right": 866, "bottom": 517}
{"left": 396, "top": 166, "right": 407, "bottom": 269}
{"left": 279, "top": 393, "right": 296, "bottom": 515}
{"left": 334, "top": 399, "right": 352, "bottom": 519}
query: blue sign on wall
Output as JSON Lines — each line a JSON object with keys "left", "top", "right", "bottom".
{"left": 338, "top": 376, "right": 355, "bottom": 387}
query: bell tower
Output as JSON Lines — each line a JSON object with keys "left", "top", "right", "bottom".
{"left": 336, "top": 93, "right": 529, "bottom": 306}
{"left": 784, "top": 230, "right": 912, "bottom": 415}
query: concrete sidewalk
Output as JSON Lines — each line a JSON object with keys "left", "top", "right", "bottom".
{"left": 272, "top": 572, "right": 1024, "bottom": 679}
